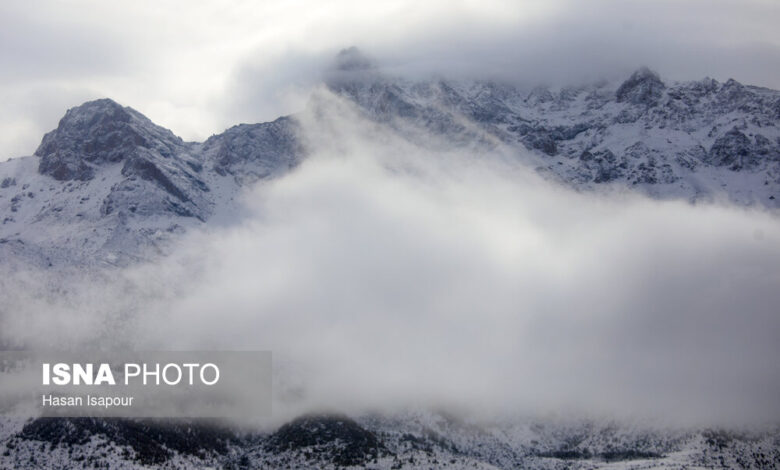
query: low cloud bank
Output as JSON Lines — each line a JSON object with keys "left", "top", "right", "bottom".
{"left": 2, "top": 93, "right": 780, "bottom": 427}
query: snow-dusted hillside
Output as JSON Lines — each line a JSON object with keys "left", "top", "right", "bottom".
{"left": 2, "top": 412, "right": 778, "bottom": 469}
{"left": 0, "top": 49, "right": 780, "bottom": 266}
{"left": 1, "top": 51, "right": 778, "bottom": 268}
{"left": 1, "top": 50, "right": 779, "bottom": 469}
{"left": 329, "top": 48, "right": 780, "bottom": 206}
{"left": 0, "top": 99, "right": 303, "bottom": 268}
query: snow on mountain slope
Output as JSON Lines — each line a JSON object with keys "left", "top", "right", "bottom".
{"left": 1, "top": 52, "right": 780, "bottom": 468}
{"left": 0, "top": 99, "right": 304, "bottom": 268}
{"left": 2, "top": 412, "right": 778, "bottom": 469}
{"left": 1, "top": 51, "right": 778, "bottom": 268}
{"left": 328, "top": 49, "right": 780, "bottom": 207}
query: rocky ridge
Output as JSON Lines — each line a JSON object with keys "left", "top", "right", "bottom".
{"left": 1, "top": 53, "right": 778, "bottom": 267}
{"left": 2, "top": 412, "right": 778, "bottom": 469}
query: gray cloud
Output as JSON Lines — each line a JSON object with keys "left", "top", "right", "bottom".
{"left": 223, "top": 0, "right": 780, "bottom": 126}
{"left": 1, "top": 0, "right": 778, "bottom": 160}
{"left": 0, "top": 3, "right": 133, "bottom": 82}
{"left": 2, "top": 90, "right": 779, "bottom": 427}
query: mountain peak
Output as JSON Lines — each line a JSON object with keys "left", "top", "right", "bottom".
{"left": 35, "top": 98, "right": 183, "bottom": 181}
{"left": 333, "top": 47, "right": 375, "bottom": 72}
{"left": 629, "top": 66, "right": 661, "bottom": 80}
{"left": 76, "top": 97, "right": 125, "bottom": 110}
{"left": 3, "top": 67, "right": 780, "bottom": 270}
{"left": 325, "top": 47, "right": 381, "bottom": 92}
{"left": 57, "top": 98, "right": 143, "bottom": 128}
{"left": 616, "top": 66, "right": 665, "bottom": 106}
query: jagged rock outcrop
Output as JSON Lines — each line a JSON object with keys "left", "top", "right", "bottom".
{"left": 0, "top": 98, "right": 303, "bottom": 267}
{"left": 35, "top": 99, "right": 186, "bottom": 181}
{"left": 326, "top": 65, "right": 779, "bottom": 207}
{"left": 615, "top": 66, "right": 666, "bottom": 107}
{"left": 33, "top": 98, "right": 212, "bottom": 223}
{"left": 203, "top": 116, "right": 303, "bottom": 185}
{"left": 707, "top": 127, "right": 755, "bottom": 169}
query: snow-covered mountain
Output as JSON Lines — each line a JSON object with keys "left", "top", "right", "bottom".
{"left": 2, "top": 411, "right": 778, "bottom": 469}
{"left": 1, "top": 49, "right": 778, "bottom": 268}
{"left": 1, "top": 50, "right": 780, "bottom": 469}
{"left": 328, "top": 48, "right": 779, "bottom": 205}
{"left": 0, "top": 99, "right": 303, "bottom": 268}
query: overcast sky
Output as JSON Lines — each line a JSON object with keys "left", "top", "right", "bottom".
{"left": 1, "top": 0, "right": 779, "bottom": 160}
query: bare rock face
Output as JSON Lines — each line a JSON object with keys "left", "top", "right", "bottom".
{"left": 35, "top": 99, "right": 185, "bottom": 181}
{"left": 3, "top": 98, "right": 304, "bottom": 267}
{"left": 34, "top": 99, "right": 218, "bottom": 225}
{"left": 708, "top": 127, "right": 759, "bottom": 170}
{"left": 616, "top": 67, "right": 666, "bottom": 107}
{"left": 203, "top": 116, "right": 303, "bottom": 185}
